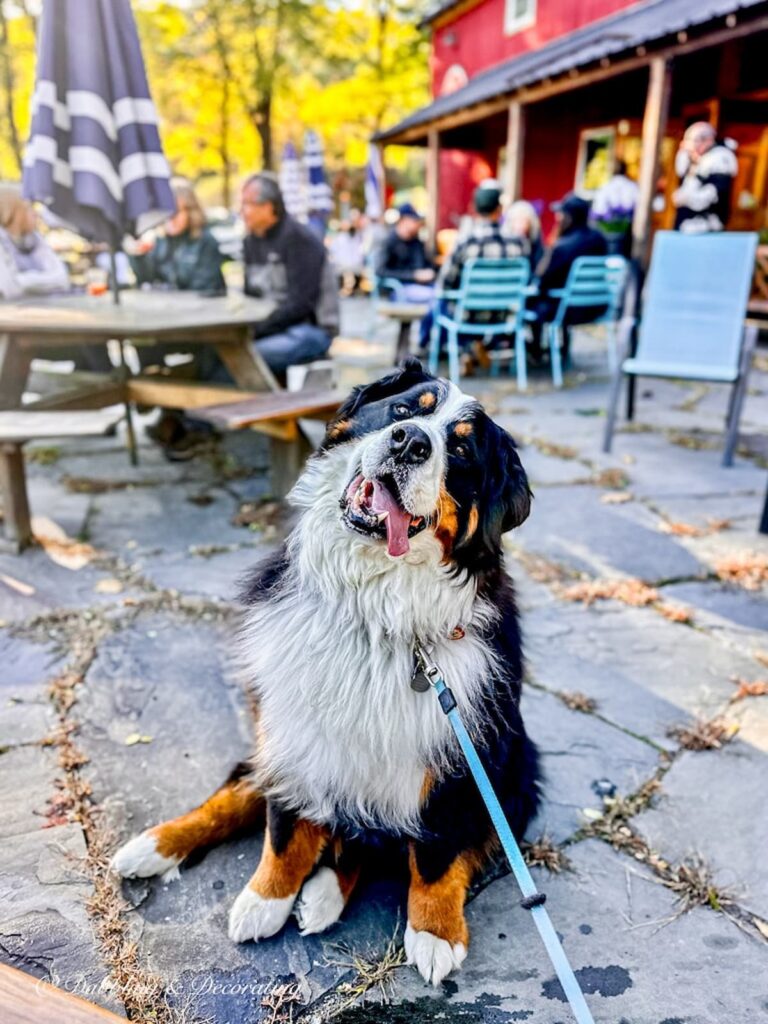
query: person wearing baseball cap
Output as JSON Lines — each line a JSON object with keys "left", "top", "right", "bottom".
{"left": 431, "top": 179, "right": 528, "bottom": 368}
{"left": 374, "top": 201, "right": 436, "bottom": 347}
{"left": 528, "top": 190, "right": 607, "bottom": 363}
{"left": 439, "top": 178, "right": 527, "bottom": 293}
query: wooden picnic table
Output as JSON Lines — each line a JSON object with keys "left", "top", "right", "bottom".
{"left": 0, "top": 289, "right": 278, "bottom": 411}
{"left": 0, "top": 287, "right": 281, "bottom": 464}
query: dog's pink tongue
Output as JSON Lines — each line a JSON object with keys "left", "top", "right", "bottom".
{"left": 371, "top": 480, "right": 411, "bottom": 557}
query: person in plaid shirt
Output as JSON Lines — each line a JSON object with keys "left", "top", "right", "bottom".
{"left": 438, "top": 179, "right": 528, "bottom": 293}
{"left": 424, "top": 180, "right": 528, "bottom": 365}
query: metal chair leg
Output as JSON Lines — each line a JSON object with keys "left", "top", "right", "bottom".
{"left": 447, "top": 327, "right": 460, "bottom": 385}
{"left": 603, "top": 367, "right": 625, "bottom": 453}
{"left": 428, "top": 319, "right": 440, "bottom": 376}
{"left": 722, "top": 324, "right": 757, "bottom": 467}
{"left": 549, "top": 323, "right": 563, "bottom": 388}
{"left": 514, "top": 321, "right": 528, "bottom": 391}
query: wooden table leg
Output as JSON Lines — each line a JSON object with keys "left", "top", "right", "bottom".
{"left": 0, "top": 335, "right": 32, "bottom": 410}
{"left": 269, "top": 430, "right": 312, "bottom": 499}
{"left": 395, "top": 320, "right": 412, "bottom": 365}
{"left": 215, "top": 339, "right": 280, "bottom": 392}
{"left": 0, "top": 443, "right": 32, "bottom": 551}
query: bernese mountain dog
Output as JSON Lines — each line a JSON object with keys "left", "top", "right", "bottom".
{"left": 112, "top": 358, "right": 540, "bottom": 986}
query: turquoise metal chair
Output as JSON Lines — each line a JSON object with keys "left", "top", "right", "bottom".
{"left": 544, "top": 255, "right": 629, "bottom": 388}
{"left": 603, "top": 231, "right": 759, "bottom": 467}
{"left": 428, "top": 257, "right": 531, "bottom": 389}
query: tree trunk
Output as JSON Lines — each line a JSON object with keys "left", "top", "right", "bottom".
{"left": 220, "top": 77, "right": 231, "bottom": 208}
{"left": 0, "top": 7, "right": 23, "bottom": 176}
{"left": 256, "top": 92, "right": 272, "bottom": 170}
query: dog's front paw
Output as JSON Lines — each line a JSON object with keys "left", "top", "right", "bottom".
{"left": 228, "top": 886, "right": 296, "bottom": 943}
{"left": 111, "top": 830, "right": 181, "bottom": 882}
{"left": 405, "top": 922, "right": 467, "bottom": 986}
{"left": 295, "top": 867, "right": 345, "bottom": 935}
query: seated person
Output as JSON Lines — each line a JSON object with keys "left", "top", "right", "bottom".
{"left": 440, "top": 179, "right": 528, "bottom": 291}
{"left": 530, "top": 192, "right": 608, "bottom": 363}
{"left": 375, "top": 203, "right": 435, "bottom": 302}
{"left": 130, "top": 177, "right": 226, "bottom": 294}
{"left": 329, "top": 210, "right": 365, "bottom": 296}
{"left": 0, "top": 183, "right": 69, "bottom": 299}
{"left": 505, "top": 199, "right": 544, "bottom": 271}
{"left": 0, "top": 185, "right": 109, "bottom": 374}
{"left": 240, "top": 172, "right": 339, "bottom": 379}
{"left": 434, "top": 179, "right": 528, "bottom": 364}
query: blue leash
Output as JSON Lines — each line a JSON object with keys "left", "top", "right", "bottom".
{"left": 414, "top": 642, "right": 595, "bottom": 1024}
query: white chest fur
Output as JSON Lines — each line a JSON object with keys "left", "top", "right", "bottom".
{"left": 241, "top": 535, "right": 497, "bottom": 834}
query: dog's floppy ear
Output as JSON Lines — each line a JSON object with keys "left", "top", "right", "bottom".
{"left": 488, "top": 423, "right": 532, "bottom": 535}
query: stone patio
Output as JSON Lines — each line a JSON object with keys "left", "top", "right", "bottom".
{"left": 1, "top": 309, "right": 767, "bottom": 1024}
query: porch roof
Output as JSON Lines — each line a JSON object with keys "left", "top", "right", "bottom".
{"left": 375, "top": 0, "right": 768, "bottom": 144}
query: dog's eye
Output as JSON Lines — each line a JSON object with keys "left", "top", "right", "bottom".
{"left": 392, "top": 403, "right": 410, "bottom": 418}
{"left": 453, "top": 443, "right": 469, "bottom": 459}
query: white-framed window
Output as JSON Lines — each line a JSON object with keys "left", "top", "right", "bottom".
{"left": 504, "top": 0, "right": 536, "bottom": 35}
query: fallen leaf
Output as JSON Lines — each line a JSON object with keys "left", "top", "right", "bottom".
{"left": 0, "top": 572, "right": 35, "bottom": 597}
{"left": 714, "top": 552, "right": 768, "bottom": 591}
{"left": 657, "top": 602, "right": 693, "bottom": 624}
{"left": 32, "top": 515, "right": 96, "bottom": 571}
{"left": 95, "top": 578, "right": 123, "bottom": 595}
{"left": 729, "top": 676, "right": 768, "bottom": 703}
{"left": 754, "top": 917, "right": 768, "bottom": 940}
{"left": 600, "top": 491, "right": 633, "bottom": 505}
{"left": 558, "top": 578, "right": 658, "bottom": 607}
{"left": 659, "top": 520, "right": 705, "bottom": 537}
{"left": 124, "top": 733, "right": 153, "bottom": 746}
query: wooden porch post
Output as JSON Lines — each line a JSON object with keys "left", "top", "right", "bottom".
{"left": 426, "top": 129, "right": 440, "bottom": 248}
{"left": 504, "top": 100, "right": 526, "bottom": 201}
{"left": 632, "top": 57, "right": 673, "bottom": 264}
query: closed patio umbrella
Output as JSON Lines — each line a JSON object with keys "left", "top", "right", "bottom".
{"left": 22, "top": 0, "right": 175, "bottom": 297}
{"left": 279, "top": 141, "right": 307, "bottom": 222}
{"left": 303, "top": 129, "right": 332, "bottom": 238}
{"left": 22, "top": 0, "right": 175, "bottom": 462}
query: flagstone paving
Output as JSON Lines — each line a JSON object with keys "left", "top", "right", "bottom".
{"left": 1, "top": 317, "right": 767, "bottom": 1023}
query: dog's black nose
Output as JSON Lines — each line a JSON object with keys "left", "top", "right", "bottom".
{"left": 389, "top": 423, "right": 432, "bottom": 465}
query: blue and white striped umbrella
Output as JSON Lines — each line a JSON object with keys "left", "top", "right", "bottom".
{"left": 22, "top": 0, "right": 174, "bottom": 244}
{"left": 303, "top": 130, "right": 333, "bottom": 215}
{"left": 365, "top": 143, "right": 385, "bottom": 220}
{"left": 279, "top": 141, "right": 307, "bottom": 222}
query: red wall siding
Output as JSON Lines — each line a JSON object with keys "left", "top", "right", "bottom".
{"left": 433, "top": 0, "right": 639, "bottom": 95}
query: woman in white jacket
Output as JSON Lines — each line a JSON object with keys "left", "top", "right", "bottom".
{"left": 0, "top": 183, "right": 69, "bottom": 300}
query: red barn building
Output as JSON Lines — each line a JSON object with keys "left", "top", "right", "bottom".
{"left": 375, "top": 0, "right": 768, "bottom": 257}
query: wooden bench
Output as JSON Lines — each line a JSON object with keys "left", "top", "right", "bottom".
{"left": 0, "top": 410, "right": 122, "bottom": 551}
{"left": 192, "top": 389, "right": 341, "bottom": 497}
{"left": 377, "top": 302, "right": 430, "bottom": 364}
{"left": 0, "top": 962, "right": 125, "bottom": 1024}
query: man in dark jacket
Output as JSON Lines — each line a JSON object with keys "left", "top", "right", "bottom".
{"left": 375, "top": 203, "right": 435, "bottom": 299}
{"left": 240, "top": 173, "right": 339, "bottom": 377}
{"left": 530, "top": 192, "right": 608, "bottom": 362}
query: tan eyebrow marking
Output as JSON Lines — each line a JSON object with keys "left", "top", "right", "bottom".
{"left": 455, "top": 422, "right": 473, "bottom": 437}
{"left": 419, "top": 391, "right": 437, "bottom": 409}
{"left": 465, "top": 504, "right": 479, "bottom": 540}
{"left": 328, "top": 418, "right": 352, "bottom": 439}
